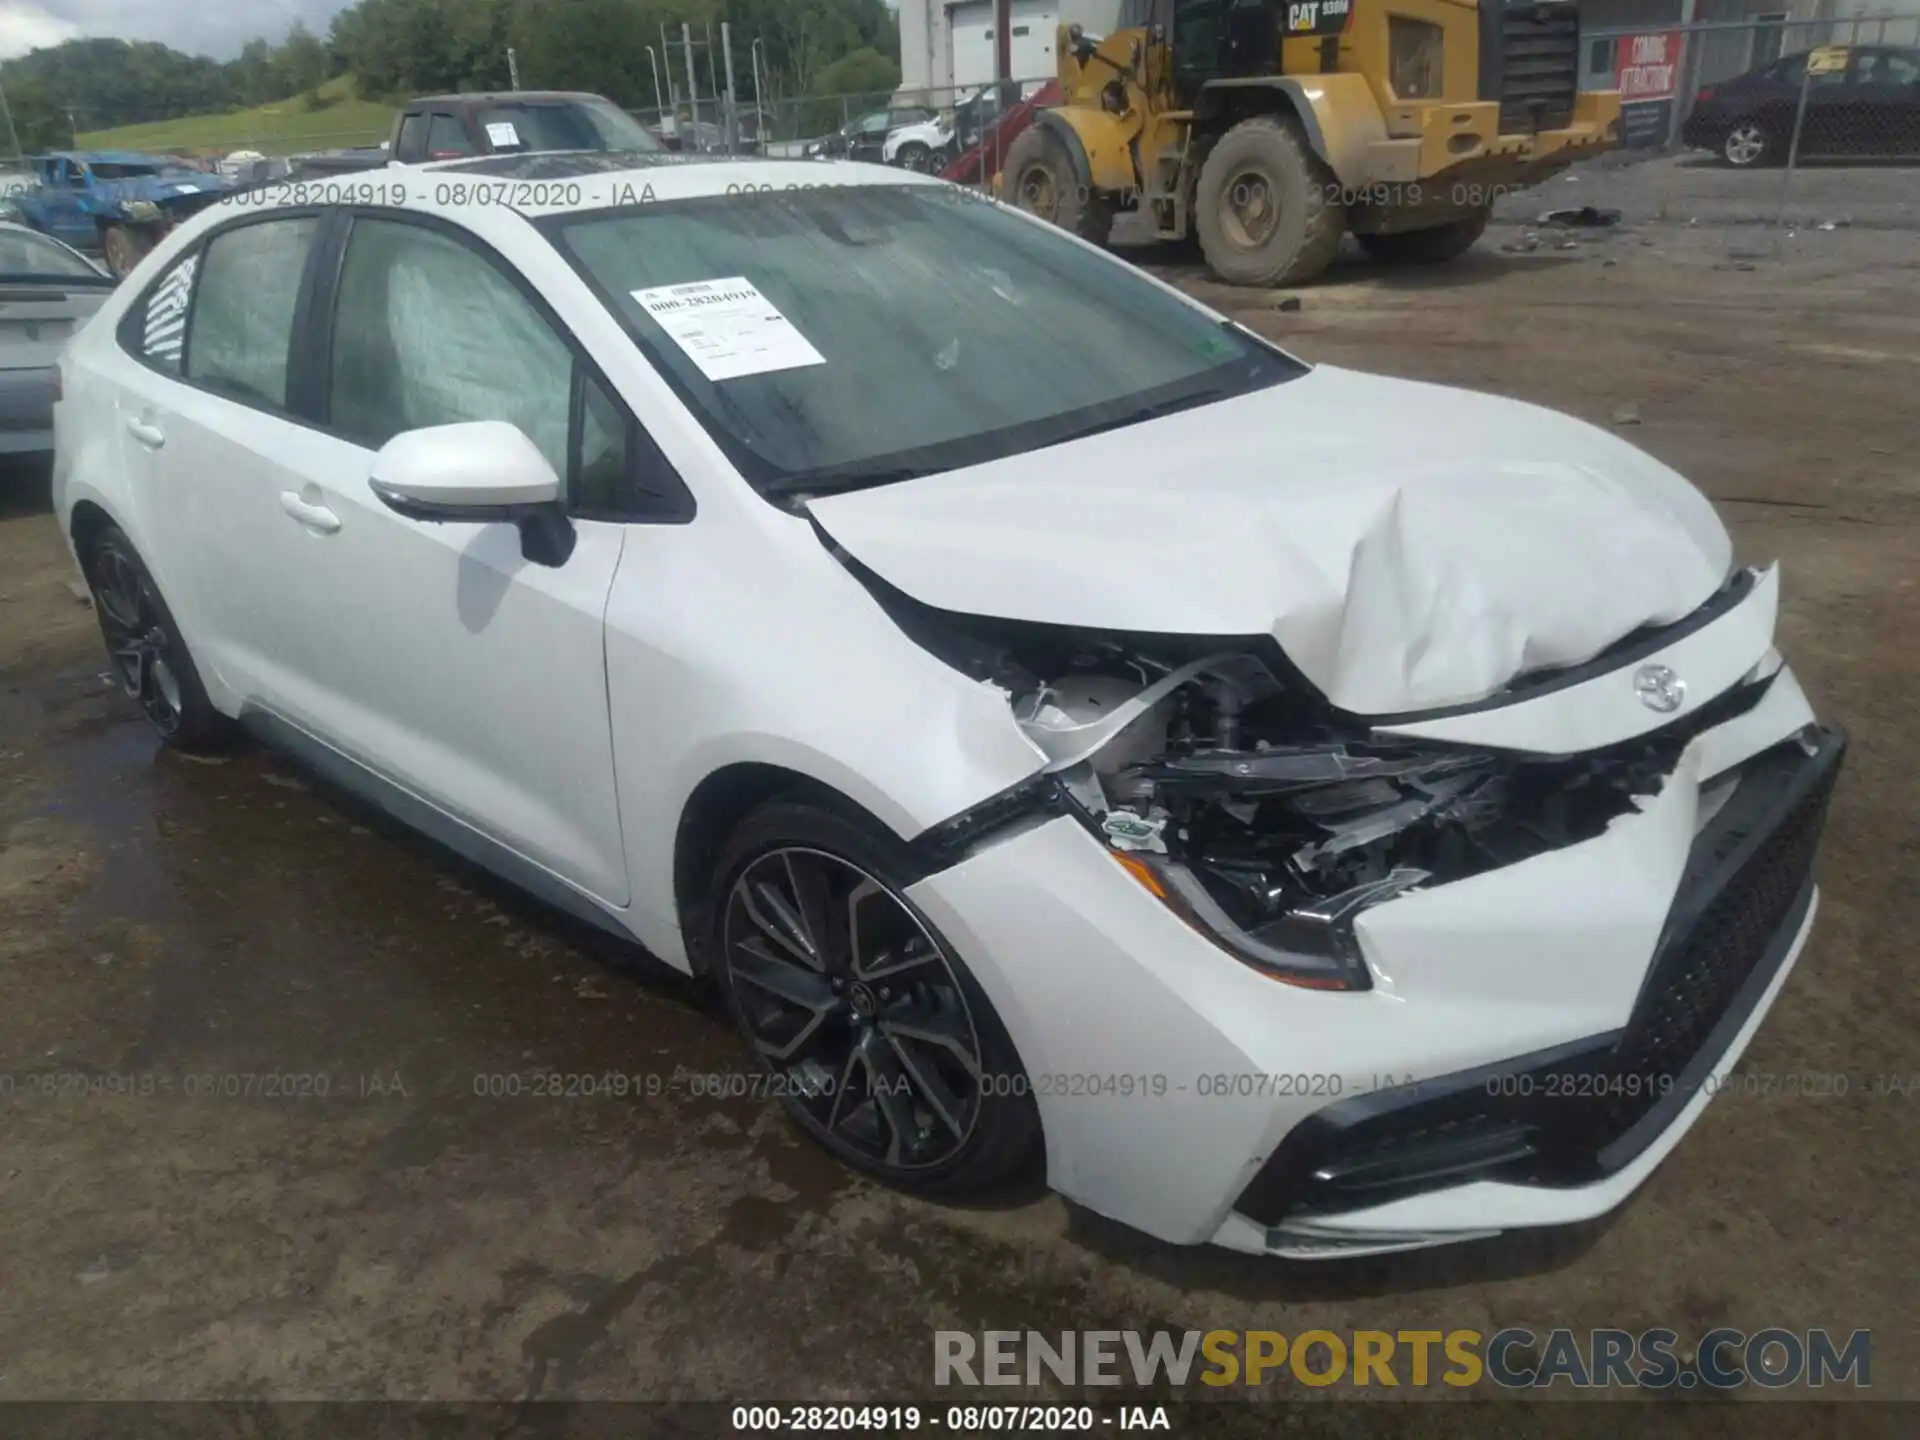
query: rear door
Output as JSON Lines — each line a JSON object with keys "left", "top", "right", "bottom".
{"left": 107, "top": 212, "right": 333, "bottom": 696}
{"left": 217, "top": 210, "right": 634, "bottom": 904}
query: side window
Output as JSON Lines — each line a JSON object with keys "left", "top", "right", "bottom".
{"left": 134, "top": 253, "right": 200, "bottom": 375}
{"left": 328, "top": 218, "right": 570, "bottom": 478}
{"left": 426, "top": 113, "right": 476, "bottom": 159}
{"left": 573, "top": 371, "right": 630, "bottom": 515}
{"left": 182, "top": 217, "right": 320, "bottom": 409}
{"left": 394, "top": 113, "right": 429, "bottom": 164}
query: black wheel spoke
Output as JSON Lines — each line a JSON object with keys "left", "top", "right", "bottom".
{"left": 741, "top": 868, "right": 822, "bottom": 970}
{"left": 722, "top": 845, "right": 986, "bottom": 1171}
{"left": 862, "top": 1031, "right": 919, "bottom": 1166}
{"left": 882, "top": 1029, "right": 969, "bottom": 1141}
{"left": 730, "top": 935, "right": 835, "bottom": 1012}
{"left": 879, "top": 1011, "right": 984, "bottom": 1084}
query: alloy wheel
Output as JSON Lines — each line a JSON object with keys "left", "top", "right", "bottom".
{"left": 1724, "top": 123, "right": 1767, "bottom": 167}
{"left": 92, "top": 545, "right": 184, "bottom": 735}
{"left": 721, "top": 847, "right": 985, "bottom": 1170}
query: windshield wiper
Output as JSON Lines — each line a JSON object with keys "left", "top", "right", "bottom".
{"left": 1043, "top": 385, "right": 1235, "bottom": 448}
{"left": 761, "top": 464, "right": 939, "bottom": 499}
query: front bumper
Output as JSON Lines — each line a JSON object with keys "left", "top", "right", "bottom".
{"left": 905, "top": 655, "right": 1838, "bottom": 1256}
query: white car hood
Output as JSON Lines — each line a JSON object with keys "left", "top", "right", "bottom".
{"left": 808, "top": 365, "right": 1733, "bottom": 716}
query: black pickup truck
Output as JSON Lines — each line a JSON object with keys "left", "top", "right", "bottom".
{"left": 300, "top": 91, "right": 665, "bottom": 176}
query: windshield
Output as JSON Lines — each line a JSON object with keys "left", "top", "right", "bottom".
{"left": 0, "top": 228, "right": 107, "bottom": 281}
{"left": 550, "top": 185, "right": 1302, "bottom": 496}
{"left": 477, "top": 101, "right": 663, "bottom": 154}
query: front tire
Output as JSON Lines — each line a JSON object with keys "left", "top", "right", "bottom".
{"left": 83, "top": 525, "right": 234, "bottom": 752}
{"left": 895, "top": 141, "right": 933, "bottom": 172}
{"left": 101, "top": 224, "right": 155, "bottom": 280}
{"left": 707, "top": 798, "right": 1042, "bottom": 1196}
{"left": 1355, "top": 208, "right": 1492, "bottom": 265}
{"left": 1193, "top": 114, "right": 1344, "bottom": 287}
{"left": 999, "top": 124, "right": 1115, "bottom": 247}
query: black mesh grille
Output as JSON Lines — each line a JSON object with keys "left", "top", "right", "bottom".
{"left": 1234, "top": 730, "right": 1844, "bottom": 1226}
{"left": 1498, "top": 7, "right": 1580, "bottom": 134}
{"left": 1612, "top": 755, "right": 1838, "bottom": 1086}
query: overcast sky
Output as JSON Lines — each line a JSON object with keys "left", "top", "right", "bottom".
{"left": 0, "top": 0, "right": 349, "bottom": 61}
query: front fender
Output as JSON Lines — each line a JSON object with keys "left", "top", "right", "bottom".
{"left": 1196, "top": 74, "right": 1387, "bottom": 190}
{"left": 1039, "top": 106, "right": 1142, "bottom": 196}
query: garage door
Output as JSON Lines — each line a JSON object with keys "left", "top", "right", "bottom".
{"left": 949, "top": 0, "right": 1061, "bottom": 89}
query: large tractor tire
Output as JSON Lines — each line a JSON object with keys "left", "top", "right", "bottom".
{"left": 102, "top": 224, "right": 157, "bottom": 280}
{"left": 999, "top": 124, "right": 1115, "bottom": 248}
{"left": 1193, "top": 115, "right": 1344, "bottom": 287}
{"left": 1355, "top": 208, "right": 1492, "bottom": 265}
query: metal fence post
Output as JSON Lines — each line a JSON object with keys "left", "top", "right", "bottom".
{"left": 683, "top": 23, "right": 701, "bottom": 134}
{"left": 1777, "top": 56, "right": 1815, "bottom": 227}
{"left": 721, "top": 23, "right": 739, "bottom": 154}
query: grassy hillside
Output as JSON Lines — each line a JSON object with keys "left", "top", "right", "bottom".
{"left": 76, "top": 75, "right": 394, "bottom": 156}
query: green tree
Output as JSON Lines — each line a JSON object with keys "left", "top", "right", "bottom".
{"left": 812, "top": 46, "right": 899, "bottom": 98}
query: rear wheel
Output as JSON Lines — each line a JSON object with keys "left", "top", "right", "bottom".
{"left": 1721, "top": 120, "right": 1772, "bottom": 167}
{"left": 1193, "top": 115, "right": 1344, "bottom": 287}
{"left": 895, "top": 141, "right": 934, "bottom": 172}
{"left": 83, "top": 525, "right": 234, "bottom": 752}
{"left": 1355, "top": 208, "right": 1492, "bottom": 265}
{"left": 707, "top": 798, "right": 1042, "bottom": 1195}
{"left": 1000, "top": 124, "right": 1115, "bottom": 247}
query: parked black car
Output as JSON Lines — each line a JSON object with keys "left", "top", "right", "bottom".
{"left": 390, "top": 91, "right": 666, "bottom": 164}
{"left": 804, "top": 106, "right": 936, "bottom": 163}
{"left": 1682, "top": 45, "right": 1920, "bottom": 167}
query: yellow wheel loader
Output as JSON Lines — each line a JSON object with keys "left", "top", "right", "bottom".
{"left": 1000, "top": 0, "right": 1622, "bottom": 286}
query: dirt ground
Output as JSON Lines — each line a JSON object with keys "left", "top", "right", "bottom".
{"left": 1, "top": 202, "right": 1916, "bottom": 1420}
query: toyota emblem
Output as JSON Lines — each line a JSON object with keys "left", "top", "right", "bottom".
{"left": 1634, "top": 663, "right": 1686, "bottom": 714}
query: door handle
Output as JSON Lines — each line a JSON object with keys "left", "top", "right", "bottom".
{"left": 125, "top": 417, "right": 166, "bottom": 449}
{"left": 279, "top": 491, "right": 341, "bottom": 534}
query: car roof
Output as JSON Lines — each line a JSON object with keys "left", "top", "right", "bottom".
{"left": 223, "top": 154, "right": 946, "bottom": 220}
{"left": 48, "top": 150, "right": 169, "bottom": 166}
{"left": 406, "top": 91, "right": 613, "bottom": 108}
{"left": 432, "top": 152, "right": 944, "bottom": 207}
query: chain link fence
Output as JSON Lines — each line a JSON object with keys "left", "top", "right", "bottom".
{"left": 626, "top": 75, "right": 1055, "bottom": 189}
{"left": 1510, "top": 14, "right": 1920, "bottom": 234}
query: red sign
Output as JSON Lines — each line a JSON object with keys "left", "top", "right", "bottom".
{"left": 1615, "top": 31, "right": 1682, "bottom": 102}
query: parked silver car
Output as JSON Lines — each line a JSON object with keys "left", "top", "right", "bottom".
{"left": 0, "top": 221, "right": 114, "bottom": 457}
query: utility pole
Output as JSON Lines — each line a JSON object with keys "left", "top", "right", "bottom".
{"left": 682, "top": 23, "right": 701, "bottom": 136}
{"left": 507, "top": 47, "right": 521, "bottom": 90}
{"left": 721, "top": 23, "right": 740, "bottom": 153}
{"left": 67, "top": 108, "right": 79, "bottom": 147}
{"left": 647, "top": 46, "right": 666, "bottom": 118}
{"left": 993, "top": 0, "right": 1014, "bottom": 110}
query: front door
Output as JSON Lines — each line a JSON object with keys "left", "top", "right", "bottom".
{"left": 238, "top": 212, "right": 632, "bottom": 905}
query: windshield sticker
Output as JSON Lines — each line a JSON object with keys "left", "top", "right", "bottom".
{"left": 485, "top": 121, "right": 522, "bottom": 146}
{"left": 631, "top": 277, "right": 827, "bottom": 382}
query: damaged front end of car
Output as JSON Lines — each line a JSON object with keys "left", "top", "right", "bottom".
{"left": 855, "top": 554, "right": 1711, "bottom": 993}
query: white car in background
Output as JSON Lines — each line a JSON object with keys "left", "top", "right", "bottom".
{"left": 51, "top": 155, "right": 1843, "bottom": 1258}
{"left": 884, "top": 115, "right": 955, "bottom": 172}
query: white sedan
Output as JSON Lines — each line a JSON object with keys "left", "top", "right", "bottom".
{"left": 52, "top": 155, "right": 1843, "bottom": 1259}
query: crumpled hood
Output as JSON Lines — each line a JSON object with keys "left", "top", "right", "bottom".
{"left": 808, "top": 365, "right": 1733, "bottom": 716}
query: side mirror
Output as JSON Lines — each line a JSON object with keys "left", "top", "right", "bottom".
{"left": 368, "top": 420, "right": 576, "bottom": 567}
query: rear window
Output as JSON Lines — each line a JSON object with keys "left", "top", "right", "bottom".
{"left": 477, "top": 101, "right": 664, "bottom": 154}
{"left": 549, "top": 185, "right": 1301, "bottom": 499}
{"left": 89, "top": 163, "right": 163, "bottom": 179}
{"left": 0, "top": 228, "right": 106, "bottom": 281}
